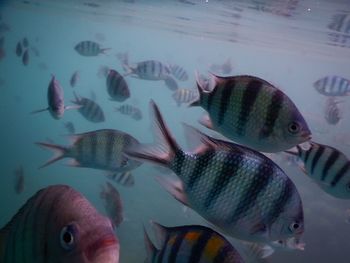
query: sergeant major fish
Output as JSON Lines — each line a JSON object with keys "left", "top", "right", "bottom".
{"left": 324, "top": 97, "right": 342, "bottom": 125}
{"left": 172, "top": 88, "right": 199, "bottom": 106}
{"left": 0, "top": 184, "right": 120, "bottom": 263}
{"left": 190, "top": 73, "right": 311, "bottom": 153}
{"left": 115, "top": 104, "right": 143, "bottom": 121}
{"left": 100, "top": 182, "right": 124, "bottom": 228}
{"left": 313, "top": 75, "right": 350, "bottom": 96}
{"left": 74, "top": 40, "right": 110, "bottom": 56}
{"left": 106, "top": 171, "right": 135, "bottom": 187}
{"left": 72, "top": 92, "right": 105, "bottom": 123}
{"left": 106, "top": 69, "right": 130, "bottom": 102}
{"left": 36, "top": 129, "right": 142, "bottom": 173}
{"left": 125, "top": 101, "right": 304, "bottom": 243}
{"left": 169, "top": 64, "right": 189, "bottom": 81}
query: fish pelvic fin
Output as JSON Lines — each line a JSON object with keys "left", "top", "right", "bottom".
{"left": 143, "top": 225, "right": 158, "bottom": 263}
{"left": 30, "top": 107, "right": 49, "bottom": 114}
{"left": 124, "top": 100, "right": 181, "bottom": 167}
{"left": 155, "top": 176, "right": 189, "bottom": 207}
{"left": 35, "top": 142, "right": 68, "bottom": 169}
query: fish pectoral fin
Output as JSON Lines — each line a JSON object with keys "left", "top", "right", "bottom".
{"left": 155, "top": 176, "right": 190, "bottom": 207}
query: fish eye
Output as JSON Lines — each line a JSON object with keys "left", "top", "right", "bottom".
{"left": 60, "top": 224, "right": 77, "bottom": 250}
{"left": 288, "top": 122, "right": 300, "bottom": 134}
{"left": 289, "top": 222, "right": 300, "bottom": 233}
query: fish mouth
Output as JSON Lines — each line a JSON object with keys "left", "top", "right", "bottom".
{"left": 85, "top": 234, "right": 119, "bottom": 261}
{"left": 301, "top": 130, "right": 312, "bottom": 141}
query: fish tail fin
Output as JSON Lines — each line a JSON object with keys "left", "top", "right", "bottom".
{"left": 189, "top": 70, "right": 205, "bottom": 107}
{"left": 35, "top": 142, "right": 68, "bottom": 169}
{"left": 143, "top": 225, "right": 158, "bottom": 263}
{"left": 30, "top": 107, "right": 48, "bottom": 114}
{"left": 124, "top": 100, "right": 181, "bottom": 167}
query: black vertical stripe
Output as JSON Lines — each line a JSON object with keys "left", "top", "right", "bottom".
{"left": 321, "top": 150, "right": 340, "bottom": 181}
{"left": 188, "top": 231, "right": 212, "bottom": 263}
{"left": 105, "top": 131, "right": 115, "bottom": 167}
{"left": 310, "top": 145, "right": 325, "bottom": 174}
{"left": 206, "top": 86, "right": 218, "bottom": 111}
{"left": 213, "top": 244, "right": 232, "bottom": 263}
{"left": 187, "top": 151, "right": 214, "bottom": 190}
{"left": 151, "top": 60, "right": 155, "bottom": 75}
{"left": 259, "top": 90, "right": 284, "bottom": 139}
{"left": 167, "top": 231, "right": 186, "bottom": 263}
{"left": 236, "top": 80, "right": 262, "bottom": 136}
{"left": 157, "top": 235, "right": 170, "bottom": 263}
{"left": 330, "top": 162, "right": 350, "bottom": 187}
{"left": 90, "top": 132, "right": 98, "bottom": 164}
{"left": 303, "top": 147, "right": 312, "bottom": 164}
{"left": 217, "top": 80, "right": 235, "bottom": 126}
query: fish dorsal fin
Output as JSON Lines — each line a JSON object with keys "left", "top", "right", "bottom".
{"left": 150, "top": 221, "right": 169, "bottom": 247}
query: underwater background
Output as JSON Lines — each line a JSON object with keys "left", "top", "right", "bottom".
{"left": 0, "top": 0, "right": 350, "bottom": 262}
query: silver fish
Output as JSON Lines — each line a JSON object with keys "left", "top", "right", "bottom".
{"left": 36, "top": 129, "right": 142, "bottom": 173}
{"left": 314, "top": 75, "right": 350, "bottom": 96}
{"left": 0, "top": 185, "right": 120, "bottom": 262}
{"left": 125, "top": 101, "right": 304, "bottom": 243}
{"left": 74, "top": 40, "right": 110, "bottom": 56}
{"left": 172, "top": 88, "right": 199, "bottom": 106}
{"left": 123, "top": 60, "right": 171, "bottom": 80}
{"left": 100, "top": 182, "right": 124, "bottom": 228}
{"left": 169, "top": 64, "right": 189, "bottom": 81}
{"left": 106, "top": 69, "right": 130, "bottom": 102}
{"left": 190, "top": 73, "right": 311, "bottom": 152}
{"left": 72, "top": 92, "right": 105, "bottom": 123}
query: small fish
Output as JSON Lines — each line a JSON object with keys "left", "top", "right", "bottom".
{"left": 36, "top": 129, "right": 142, "bottom": 173}
{"left": 131, "top": 108, "right": 143, "bottom": 120}
{"left": 31, "top": 75, "right": 79, "bottom": 119}
{"left": 328, "top": 13, "right": 350, "bottom": 33}
{"left": 164, "top": 76, "right": 178, "bottom": 91}
{"left": 106, "top": 69, "right": 130, "bottom": 102}
{"left": 169, "top": 64, "right": 189, "bottom": 81}
{"left": 114, "top": 104, "right": 142, "bottom": 120}
{"left": 123, "top": 60, "right": 171, "bottom": 81}
{"left": 72, "top": 92, "right": 105, "bottom": 123}
{"left": 13, "top": 165, "right": 24, "bottom": 194}
{"left": 22, "top": 37, "right": 29, "bottom": 48}
{"left": 324, "top": 97, "right": 342, "bottom": 125}
{"left": 0, "top": 185, "right": 120, "bottom": 262}
{"left": 22, "top": 49, "right": 29, "bottom": 66}
{"left": 286, "top": 141, "right": 350, "bottom": 199}
{"left": 100, "top": 182, "right": 124, "bottom": 228}
{"left": 15, "top": 41, "right": 22, "bottom": 57}
{"left": 64, "top": 121, "right": 75, "bottom": 134}
{"left": 172, "top": 88, "right": 199, "bottom": 106}
{"left": 125, "top": 101, "right": 304, "bottom": 243}
{"left": 190, "top": 73, "right": 311, "bottom": 152}
{"left": 70, "top": 70, "right": 80, "bottom": 88}
{"left": 106, "top": 171, "right": 135, "bottom": 187}
{"left": 313, "top": 75, "right": 350, "bottom": 96}
{"left": 209, "top": 58, "right": 233, "bottom": 74}
{"left": 74, "top": 40, "right": 110, "bottom": 56}
{"left": 83, "top": 2, "right": 100, "bottom": 8}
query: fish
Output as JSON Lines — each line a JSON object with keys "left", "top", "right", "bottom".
{"left": 13, "top": 165, "right": 24, "bottom": 194}
{"left": 74, "top": 40, "right": 110, "bottom": 56}
{"left": 22, "top": 49, "right": 29, "bottom": 66}
{"left": 72, "top": 92, "right": 105, "bottom": 123}
{"left": 114, "top": 104, "right": 143, "bottom": 121}
{"left": 123, "top": 60, "right": 171, "bottom": 81}
{"left": 106, "top": 171, "right": 135, "bottom": 187}
{"left": 169, "top": 64, "right": 189, "bottom": 81}
{"left": 286, "top": 141, "right": 350, "bottom": 199}
{"left": 189, "top": 73, "right": 311, "bottom": 153}
{"left": 209, "top": 58, "right": 233, "bottom": 74}
{"left": 324, "top": 97, "right": 342, "bottom": 125}
{"left": 36, "top": 129, "right": 142, "bottom": 173}
{"left": 131, "top": 108, "right": 143, "bottom": 120}
{"left": 144, "top": 222, "right": 245, "bottom": 263}
{"left": 106, "top": 69, "right": 130, "bottom": 102}
{"left": 98, "top": 65, "right": 110, "bottom": 78}
{"left": 70, "top": 70, "right": 80, "bottom": 88}
{"left": 172, "top": 88, "right": 199, "bottom": 106}
{"left": 64, "top": 121, "right": 75, "bottom": 134}
{"left": 100, "top": 182, "right": 124, "bottom": 228}
{"left": 328, "top": 13, "right": 350, "bottom": 33}
{"left": 164, "top": 76, "right": 178, "bottom": 91}
{"left": 313, "top": 75, "right": 350, "bottom": 96}
{"left": 0, "top": 184, "right": 120, "bottom": 262}
{"left": 15, "top": 41, "right": 22, "bottom": 57}
{"left": 22, "top": 37, "right": 29, "bottom": 48}
{"left": 125, "top": 101, "right": 304, "bottom": 243}
{"left": 31, "top": 75, "right": 79, "bottom": 119}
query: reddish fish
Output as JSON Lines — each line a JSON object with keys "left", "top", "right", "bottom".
{"left": 0, "top": 185, "right": 120, "bottom": 262}
{"left": 100, "top": 182, "right": 124, "bottom": 228}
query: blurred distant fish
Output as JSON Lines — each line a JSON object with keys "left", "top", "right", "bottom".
{"left": 22, "top": 37, "right": 29, "bottom": 48}
{"left": 64, "top": 121, "right": 75, "bottom": 134}
{"left": 106, "top": 171, "right": 135, "bottom": 187}
{"left": 172, "top": 88, "right": 198, "bottom": 106}
{"left": 83, "top": 2, "right": 100, "bottom": 8}
{"left": 13, "top": 165, "right": 24, "bottom": 194}
{"left": 313, "top": 75, "right": 350, "bottom": 96}
{"left": 31, "top": 75, "right": 79, "bottom": 119}
{"left": 0, "top": 184, "right": 120, "bottom": 263}
{"left": 100, "top": 182, "right": 124, "bottom": 228}
{"left": 324, "top": 97, "right": 342, "bottom": 125}
{"left": 114, "top": 104, "right": 142, "bottom": 121}
{"left": 169, "top": 64, "right": 189, "bottom": 81}
{"left": 123, "top": 60, "right": 171, "bottom": 81}
{"left": 15, "top": 41, "right": 22, "bottom": 57}
{"left": 164, "top": 76, "right": 178, "bottom": 91}
{"left": 209, "top": 58, "right": 233, "bottom": 74}
{"left": 22, "top": 49, "right": 29, "bottom": 66}
{"left": 106, "top": 69, "right": 130, "bottom": 102}
{"left": 328, "top": 13, "right": 350, "bottom": 33}
{"left": 74, "top": 40, "right": 110, "bottom": 56}
{"left": 70, "top": 70, "right": 80, "bottom": 88}
{"left": 36, "top": 129, "right": 142, "bottom": 173}
{"left": 98, "top": 65, "right": 110, "bottom": 78}
{"left": 286, "top": 141, "right": 350, "bottom": 199}
{"left": 72, "top": 92, "right": 105, "bottom": 123}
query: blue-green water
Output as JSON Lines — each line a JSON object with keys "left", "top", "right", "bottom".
{"left": 1, "top": 0, "right": 350, "bottom": 262}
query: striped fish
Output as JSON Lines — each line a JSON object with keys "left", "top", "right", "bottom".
{"left": 15, "top": 41, "right": 22, "bottom": 57}
{"left": 144, "top": 222, "right": 245, "bottom": 263}
{"left": 74, "top": 40, "right": 110, "bottom": 56}
{"left": 106, "top": 69, "right": 130, "bottom": 102}
{"left": 100, "top": 182, "right": 124, "bottom": 228}
{"left": 164, "top": 76, "right": 179, "bottom": 91}
{"left": 172, "top": 88, "right": 199, "bottom": 106}
{"left": 0, "top": 185, "right": 120, "bottom": 263}
{"left": 106, "top": 171, "right": 135, "bottom": 187}
{"left": 189, "top": 73, "right": 311, "bottom": 153}
{"left": 324, "top": 97, "right": 342, "bottom": 125}
{"left": 123, "top": 60, "right": 171, "bottom": 81}
{"left": 287, "top": 142, "right": 350, "bottom": 199}
{"left": 328, "top": 13, "right": 350, "bottom": 33}
{"left": 72, "top": 92, "right": 105, "bottom": 123}
{"left": 115, "top": 104, "right": 143, "bottom": 121}
{"left": 313, "top": 75, "right": 350, "bottom": 96}
{"left": 169, "top": 64, "right": 189, "bottom": 81}
{"left": 36, "top": 129, "right": 142, "bottom": 173}
{"left": 126, "top": 101, "right": 304, "bottom": 243}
